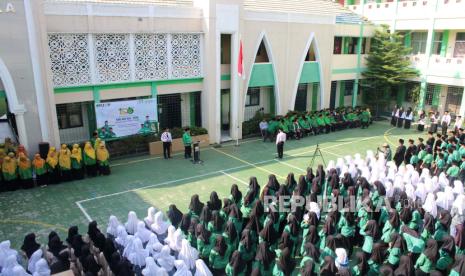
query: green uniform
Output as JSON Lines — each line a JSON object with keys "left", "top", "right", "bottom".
{"left": 414, "top": 253, "right": 434, "bottom": 273}
{"left": 225, "top": 263, "right": 245, "bottom": 276}
{"left": 447, "top": 166, "right": 460, "bottom": 177}
{"left": 18, "top": 165, "right": 32, "bottom": 180}
{"left": 209, "top": 247, "right": 232, "bottom": 270}
{"left": 182, "top": 132, "right": 192, "bottom": 146}
{"left": 435, "top": 249, "right": 453, "bottom": 271}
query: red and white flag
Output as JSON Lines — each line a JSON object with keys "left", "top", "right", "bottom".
{"left": 238, "top": 40, "right": 244, "bottom": 79}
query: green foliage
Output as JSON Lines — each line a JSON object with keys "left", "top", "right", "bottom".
{"left": 362, "top": 25, "right": 419, "bottom": 115}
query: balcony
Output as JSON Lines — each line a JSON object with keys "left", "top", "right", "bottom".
{"left": 408, "top": 55, "right": 464, "bottom": 78}
{"left": 348, "top": 0, "right": 465, "bottom": 25}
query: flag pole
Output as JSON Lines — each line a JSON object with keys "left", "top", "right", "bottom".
{"left": 236, "top": 36, "right": 244, "bottom": 147}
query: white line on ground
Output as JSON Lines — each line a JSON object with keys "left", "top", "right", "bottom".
{"left": 76, "top": 202, "right": 93, "bottom": 222}
{"left": 275, "top": 159, "right": 306, "bottom": 173}
{"left": 321, "top": 149, "right": 342, "bottom": 158}
{"left": 221, "top": 171, "right": 248, "bottom": 186}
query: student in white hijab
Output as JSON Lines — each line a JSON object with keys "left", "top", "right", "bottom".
{"left": 135, "top": 221, "right": 152, "bottom": 244}
{"left": 32, "top": 259, "right": 50, "bottom": 276}
{"left": 438, "top": 172, "right": 449, "bottom": 188}
{"left": 308, "top": 202, "right": 320, "bottom": 220}
{"left": 115, "top": 225, "right": 129, "bottom": 251}
{"left": 423, "top": 193, "right": 438, "bottom": 218}
{"left": 0, "top": 240, "right": 18, "bottom": 268}
{"left": 384, "top": 181, "right": 394, "bottom": 198}
{"left": 2, "top": 255, "right": 19, "bottom": 276}
{"left": 122, "top": 235, "right": 135, "bottom": 259}
{"left": 142, "top": 257, "right": 168, "bottom": 276}
{"left": 194, "top": 259, "right": 212, "bottom": 276}
{"left": 172, "top": 229, "right": 183, "bottom": 252}
{"left": 125, "top": 211, "right": 140, "bottom": 235}
{"left": 164, "top": 225, "right": 176, "bottom": 248}
{"left": 453, "top": 180, "right": 464, "bottom": 195}
{"left": 173, "top": 260, "right": 192, "bottom": 276}
{"left": 155, "top": 245, "right": 175, "bottom": 272}
{"left": 12, "top": 265, "right": 31, "bottom": 276}
{"left": 326, "top": 160, "right": 335, "bottom": 173}
{"left": 128, "top": 238, "right": 148, "bottom": 267}
{"left": 178, "top": 239, "right": 198, "bottom": 270}
{"left": 436, "top": 186, "right": 455, "bottom": 211}
{"left": 151, "top": 211, "right": 170, "bottom": 237}
{"left": 405, "top": 183, "right": 416, "bottom": 201}
{"left": 144, "top": 207, "right": 157, "bottom": 227}
{"left": 335, "top": 248, "right": 349, "bottom": 270}
{"left": 27, "top": 249, "right": 43, "bottom": 274}
{"left": 451, "top": 194, "right": 465, "bottom": 236}
{"left": 106, "top": 215, "right": 121, "bottom": 239}
{"left": 415, "top": 182, "right": 427, "bottom": 203}
{"left": 146, "top": 233, "right": 163, "bottom": 256}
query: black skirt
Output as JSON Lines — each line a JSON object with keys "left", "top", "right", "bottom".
{"left": 61, "top": 169, "right": 72, "bottom": 182}
{"left": 86, "top": 164, "right": 98, "bottom": 177}
{"left": 36, "top": 173, "right": 48, "bottom": 186}
{"left": 397, "top": 118, "right": 404, "bottom": 128}
{"left": 391, "top": 116, "right": 397, "bottom": 126}
{"left": 430, "top": 123, "right": 438, "bottom": 133}
{"left": 404, "top": 120, "right": 411, "bottom": 129}
{"left": 21, "top": 178, "right": 34, "bottom": 189}
{"left": 98, "top": 164, "right": 111, "bottom": 176}
{"left": 72, "top": 168, "right": 84, "bottom": 180}
{"left": 48, "top": 168, "right": 61, "bottom": 184}
{"left": 417, "top": 124, "right": 424, "bottom": 131}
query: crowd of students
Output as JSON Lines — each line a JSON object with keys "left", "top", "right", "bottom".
{"left": 259, "top": 107, "right": 372, "bottom": 142}
{"left": 0, "top": 138, "right": 111, "bottom": 192}
{"left": 3, "top": 140, "right": 465, "bottom": 275}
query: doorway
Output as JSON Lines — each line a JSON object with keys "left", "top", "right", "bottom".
{"left": 330, "top": 81, "right": 337, "bottom": 109}
{"left": 158, "top": 94, "right": 182, "bottom": 129}
{"left": 221, "top": 89, "right": 231, "bottom": 140}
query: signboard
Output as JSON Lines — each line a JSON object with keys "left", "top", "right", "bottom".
{"left": 95, "top": 98, "right": 158, "bottom": 138}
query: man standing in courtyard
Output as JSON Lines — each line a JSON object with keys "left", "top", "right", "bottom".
{"left": 259, "top": 119, "right": 269, "bottom": 142}
{"left": 393, "top": 139, "right": 406, "bottom": 168}
{"left": 183, "top": 128, "right": 192, "bottom": 159}
{"left": 276, "top": 128, "right": 286, "bottom": 159}
{"left": 441, "top": 111, "right": 451, "bottom": 136}
{"left": 161, "top": 128, "right": 172, "bottom": 159}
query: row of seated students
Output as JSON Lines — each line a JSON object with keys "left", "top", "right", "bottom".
{"left": 259, "top": 107, "right": 372, "bottom": 142}
{"left": 0, "top": 138, "right": 110, "bottom": 193}
{"left": 3, "top": 148, "right": 465, "bottom": 275}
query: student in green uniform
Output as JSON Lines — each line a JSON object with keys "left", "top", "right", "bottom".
{"left": 209, "top": 235, "right": 232, "bottom": 274}
{"left": 447, "top": 160, "right": 460, "bottom": 181}
{"left": 300, "top": 242, "right": 319, "bottom": 275}
{"left": 83, "top": 141, "right": 97, "bottom": 177}
{"left": 381, "top": 210, "right": 400, "bottom": 243}
{"left": 240, "top": 177, "right": 260, "bottom": 218}
{"left": 449, "top": 254, "right": 465, "bottom": 276}
{"left": 17, "top": 152, "right": 33, "bottom": 189}
{"left": 225, "top": 250, "right": 246, "bottom": 276}
{"left": 386, "top": 233, "right": 404, "bottom": 268}
{"left": 352, "top": 251, "right": 368, "bottom": 276}
{"left": 207, "top": 211, "right": 224, "bottom": 235}
{"left": 253, "top": 242, "right": 275, "bottom": 275}
{"left": 414, "top": 239, "right": 438, "bottom": 275}
{"left": 316, "top": 114, "right": 326, "bottom": 134}
{"left": 70, "top": 147, "right": 84, "bottom": 180}
{"left": 367, "top": 242, "right": 385, "bottom": 275}
{"left": 337, "top": 210, "right": 355, "bottom": 256}
{"left": 2, "top": 153, "right": 18, "bottom": 191}
{"left": 360, "top": 220, "right": 378, "bottom": 256}
{"left": 421, "top": 213, "right": 435, "bottom": 240}
{"left": 222, "top": 221, "right": 238, "bottom": 249}
{"left": 182, "top": 128, "right": 192, "bottom": 159}
{"left": 195, "top": 224, "right": 213, "bottom": 259}
{"left": 435, "top": 235, "right": 455, "bottom": 274}
{"left": 361, "top": 108, "right": 370, "bottom": 129}
{"left": 433, "top": 210, "right": 451, "bottom": 241}
{"left": 272, "top": 247, "right": 294, "bottom": 276}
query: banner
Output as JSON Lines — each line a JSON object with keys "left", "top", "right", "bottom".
{"left": 95, "top": 98, "right": 158, "bottom": 138}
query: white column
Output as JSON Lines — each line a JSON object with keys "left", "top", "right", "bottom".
{"left": 460, "top": 87, "right": 465, "bottom": 116}
{"left": 15, "top": 112, "right": 29, "bottom": 149}
{"left": 230, "top": 32, "right": 239, "bottom": 140}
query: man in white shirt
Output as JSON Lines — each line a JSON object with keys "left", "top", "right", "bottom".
{"left": 276, "top": 128, "right": 286, "bottom": 159}
{"left": 259, "top": 119, "right": 269, "bottom": 142}
{"left": 161, "top": 128, "right": 172, "bottom": 159}
{"left": 454, "top": 115, "right": 463, "bottom": 133}
{"left": 441, "top": 111, "right": 451, "bottom": 136}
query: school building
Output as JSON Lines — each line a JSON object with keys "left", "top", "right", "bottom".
{"left": 0, "top": 0, "right": 463, "bottom": 153}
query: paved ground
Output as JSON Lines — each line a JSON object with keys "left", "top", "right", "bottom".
{"left": 0, "top": 121, "right": 424, "bottom": 248}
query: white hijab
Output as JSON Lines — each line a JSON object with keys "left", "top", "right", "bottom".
{"left": 405, "top": 183, "right": 416, "bottom": 201}
{"left": 326, "top": 160, "right": 335, "bottom": 172}
{"left": 308, "top": 202, "right": 320, "bottom": 220}
{"left": 335, "top": 248, "right": 348, "bottom": 270}
{"left": 28, "top": 249, "right": 43, "bottom": 274}
{"left": 164, "top": 226, "right": 176, "bottom": 249}
{"left": 453, "top": 180, "right": 464, "bottom": 195}
{"left": 453, "top": 194, "right": 465, "bottom": 216}
{"left": 32, "top": 259, "right": 50, "bottom": 276}
{"left": 436, "top": 186, "right": 455, "bottom": 210}
{"left": 423, "top": 193, "right": 438, "bottom": 218}
{"left": 0, "top": 240, "right": 17, "bottom": 268}
{"left": 125, "top": 211, "right": 140, "bottom": 235}
{"left": 106, "top": 215, "right": 121, "bottom": 237}
{"left": 12, "top": 265, "right": 31, "bottom": 276}
{"left": 142, "top": 257, "right": 168, "bottom": 276}
{"left": 384, "top": 181, "right": 394, "bottom": 198}
{"left": 173, "top": 260, "right": 192, "bottom": 276}
{"left": 123, "top": 235, "right": 135, "bottom": 258}
{"left": 178, "top": 239, "right": 198, "bottom": 270}
{"left": 2, "top": 255, "right": 19, "bottom": 276}
{"left": 155, "top": 245, "right": 175, "bottom": 272}
{"left": 128, "top": 238, "right": 149, "bottom": 267}
{"left": 414, "top": 182, "right": 427, "bottom": 203}
{"left": 194, "top": 259, "right": 213, "bottom": 276}
{"left": 135, "top": 221, "right": 152, "bottom": 244}
{"left": 144, "top": 207, "right": 157, "bottom": 227}
{"left": 146, "top": 233, "right": 163, "bottom": 256}
{"left": 115, "top": 225, "right": 129, "bottom": 247}
{"left": 151, "top": 211, "right": 170, "bottom": 236}
{"left": 438, "top": 172, "right": 449, "bottom": 188}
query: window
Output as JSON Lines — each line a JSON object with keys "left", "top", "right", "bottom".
{"left": 333, "top": 37, "right": 342, "bottom": 54}
{"left": 411, "top": 32, "right": 428, "bottom": 54}
{"left": 360, "top": 38, "right": 368, "bottom": 54}
{"left": 454, "top": 32, "right": 465, "bottom": 57}
{"left": 405, "top": 82, "right": 420, "bottom": 102}
{"left": 431, "top": 32, "right": 443, "bottom": 55}
{"left": 344, "top": 80, "right": 355, "bottom": 96}
{"left": 56, "top": 103, "right": 83, "bottom": 129}
{"left": 425, "top": 84, "right": 436, "bottom": 105}
{"left": 246, "top": 88, "right": 260, "bottom": 106}
{"left": 347, "top": 37, "right": 358, "bottom": 54}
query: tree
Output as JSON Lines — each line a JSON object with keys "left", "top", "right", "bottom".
{"left": 362, "top": 25, "right": 419, "bottom": 118}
